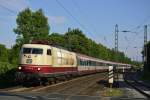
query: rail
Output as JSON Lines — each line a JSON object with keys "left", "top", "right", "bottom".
{"left": 124, "top": 72, "right": 150, "bottom": 98}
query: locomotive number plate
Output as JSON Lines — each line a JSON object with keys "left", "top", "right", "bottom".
{"left": 26, "top": 59, "right": 32, "bottom": 64}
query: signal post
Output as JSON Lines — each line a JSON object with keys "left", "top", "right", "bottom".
{"left": 108, "top": 66, "right": 114, "bottom": 88}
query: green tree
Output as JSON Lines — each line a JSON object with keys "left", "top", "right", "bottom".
{"left": 8, "top": 44, "right": 20, "bottom": 65}
{"left": 0, "top": 44, "right": 9, "bottom": 62}
{"left": 14, "top": 8, "right": 50, "bottom": 45}
{"left": 48, "top": 33, "right": 65, "bottom": 47}
{"left": 64, "top": 28, "right": 90, "bottom": 54}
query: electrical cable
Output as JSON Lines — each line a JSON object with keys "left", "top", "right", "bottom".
{"left": 55, "top": 0, "right": 95, "bottom": 39}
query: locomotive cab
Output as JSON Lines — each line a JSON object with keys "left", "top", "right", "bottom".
{"left": 19, "top": 44, "right": 52, "bottom": 73}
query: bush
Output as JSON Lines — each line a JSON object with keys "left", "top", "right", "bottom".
{"left": 0, "top": 62, "right": 14, "bottom": 74}
{"left": 0, "top": 62, "right": 17, "bottom": 88}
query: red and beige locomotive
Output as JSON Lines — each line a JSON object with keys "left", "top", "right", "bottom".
{"left": 17, "top": 41, "right": 131, "bottom": 85}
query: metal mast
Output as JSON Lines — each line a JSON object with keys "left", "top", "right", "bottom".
{"left": 144, "top": 25, "right": 147, "bottom": 64}
{"left": 114, "top": 24, "right": 119, "bottom": 87}
{"left": 115, "top": 24, "right": 119, "bottom": 52}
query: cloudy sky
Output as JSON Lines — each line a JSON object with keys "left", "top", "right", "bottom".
{"left": 0, "top": 0, "right": 150, "bottom": 61}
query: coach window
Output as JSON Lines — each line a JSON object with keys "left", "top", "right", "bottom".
{"left": 89, "top": 61, "right": 91, "bottom": 66}
{"left": 86, "top": 61, "right": 88, "bottom": 66}
{"left": 80, "top": 59, "right": 83, "bottom": 65}
{"left": 87, "top": 60, "right": 89, "bottom": 66}
{"left": 91, "top": 61, "right": 94, "bottom": 66}
{"left": 47, "top": 49, "right": 51, "bottom": 55}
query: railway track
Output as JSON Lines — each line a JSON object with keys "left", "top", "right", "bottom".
{"left": 124, "top": 72, "right": 150, "bottom": 98}
{"left": 1, "top": 72, "right": 107, "bottom": 95}
{"left": 46, "top": 73, "right": 106, "bottom": 94}
{"left": 31, "top": 72, "right": 107, "bottom": 95}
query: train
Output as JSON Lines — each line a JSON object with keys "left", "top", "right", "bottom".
{"left": 16, "top": 41, "right": 131, "bottom": 85}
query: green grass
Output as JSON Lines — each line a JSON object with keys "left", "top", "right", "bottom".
{"left": 101, "top": 88, "right": 123, "bottom": 97}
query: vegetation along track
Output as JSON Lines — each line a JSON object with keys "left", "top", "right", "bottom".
{"left": 124, "top": 72, "right": 150, "bottom": 98}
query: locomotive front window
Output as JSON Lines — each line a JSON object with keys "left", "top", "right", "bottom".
{"left": 22, "top": 48, "right": 43, "bottom": 54}
{"left": 32, "top": 48, "right": 43, "bottom": 54}
{"left": 23, "top": 48, "right": 31, "bottom": 54}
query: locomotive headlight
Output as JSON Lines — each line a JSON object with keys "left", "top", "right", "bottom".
{"left": 37, "top": 68, "right": 41, "bottom": 71}
{"left": 18, "top": 66, "right": 22, "bottom": 70}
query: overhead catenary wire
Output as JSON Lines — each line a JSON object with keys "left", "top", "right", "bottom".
{"left": 71, "top": 0, "right": 111, "bottom": 48}
{"left": 123, "top": 14, "right": 150, "bottom": 55}
{"left": 119, "top": 24, "right": 143, "bottom": 60}
{"left": 71, "top": 0, "right": 97, "bottom": 34}
{"left": 55, "top": 0, "right": 95, "bottom": 39}
{"left": 123, "top": 29, "right": 143, "bottom": 61}
{"left": 120, "top": 14, "right": 150, "bottom": 54}
{"left": 1, "top": 0, "right": 96, "bottom": 43}
{"left": 0, "top": 3, "right": 17, "bottom": 14}
{"left": 124, "top": 29, "right": 143, "bottom": 48}
{"left": 71, "top": 2, "right": 150, "bottom": 51}
{"left": 129, "top": 14, "right": 150, "bottom": 32}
